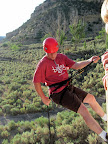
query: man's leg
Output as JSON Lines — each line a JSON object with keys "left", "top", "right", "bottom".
{"left": 83, "top": 93, "right": 105, "bottom": 118}
{"left": 78, "top": 103, "right": 107, "bottom": 142}
{"left": 77, "top": 103, "right": 103, "bottom": 134}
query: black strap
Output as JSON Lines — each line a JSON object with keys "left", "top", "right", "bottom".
{"left": 49, "top": 77, "right": 71, "bottom": 88}
{"left": 47, "top": 106, "right": 51, "bottom": 143}
{"left": 49, "top": 61, "right": 93, "bottom": 93}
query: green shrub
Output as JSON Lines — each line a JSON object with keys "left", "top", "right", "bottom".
{"left": 10, "top": 134, "right": 21, "bottom": 144}
{"left": 7, "top": 91, "right": 21, "bottom": 102}
{"left": 33, "top": 102, "right": 40, "bottom": 107}
{"left": 21, "top": 130, "right": 37, "bottom": 144}
{"left": 10, "top": 107, "right": 20, "bottom": 115}
{"left": 1, "top": 130, "right": 10, "bottom": 138}
{"left": 8, "top": 120, "right": 17, "bottom": 130}
{"left": 34, "top": 117, "right": 48, "bottom": 128}
{"left": 25, "top": 104, "right": 37, "bottom": 113}
{"left": 2, "top": 139, "right": 9, "bottom": 144}
{"left": 9, "top": 83, "right": 21, "bottom": 92}
{"left": 23, "top": 121, "right": 32, "bottom": 131}
{"left": 56, "top": 116, "right": 89, "bottom": 143}
{"left": 10, "top": 44, "right": 20, "bottom": 51}
{"left": 2, "top": 104, "right": 12, "bottom": 114}
{"left": 55, "top": 110, "right": 78, "bottom": 126}
{"left": 20, "top": 107, "right": 26, "bottom": 114}
{"left": 2, "top": 43, "right": 8, "bottom": 47}
{"left": 36, "top": 126, "right": 49, "bottom": 143}
{"left": 11, "top": 130, "right": 37, "bottom": 144}
{"left": 18, "top": 79, "right": 27, "bottom": 84}
{"left": 23, "top": 90, "right": 31, "bottom": 98}
{"left": 87, "top": 133, "right": 98, "bottom": 144}
{"left": 0, "top": 108, "right": 3, "bottom": 116}
{"left": 16, "top": 99, "right": 22, "bottom": 105}
{"left": 17, "top": 121, "right": 32, "bottom": 133}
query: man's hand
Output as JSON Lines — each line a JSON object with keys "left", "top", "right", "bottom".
{"left": 72, "top": 56, "right": 100, "bottom": 70}
{"left": 90, "top": 56, "right": 100, "bottom": 63}
{"left": 34, "top": 83, "right": 51, "bottom": 106}
{"left": 42, "top": 96, "right": 51, "bottom": 106}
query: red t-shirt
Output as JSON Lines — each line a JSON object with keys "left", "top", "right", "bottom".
{"left": 33, "top": 53, "right": 75, "bottom": 95}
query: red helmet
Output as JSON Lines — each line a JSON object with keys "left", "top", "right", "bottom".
{"left": 43, "top": 37, "right": 59, "bottom": 53}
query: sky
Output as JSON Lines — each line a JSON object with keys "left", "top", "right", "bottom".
{"left": 0, "top": 0, "right": 45, "bottom": 36}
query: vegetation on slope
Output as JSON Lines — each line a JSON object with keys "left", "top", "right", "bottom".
{"left": 0, "top": 26, "right": 107, "bottom": 143}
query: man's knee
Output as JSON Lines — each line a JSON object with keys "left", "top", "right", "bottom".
{"left": 84, "top": 94, "right": 96, "bottom": 104}
{"left": 88, "top": 94, "right": 96, "bottom": 104}
{"left": 77, "top": 103, "right": 89, "bottom": 118}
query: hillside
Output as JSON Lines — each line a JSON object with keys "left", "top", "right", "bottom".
{"left": 0, "top": 36, "right": 5, "bottom": 41}
{"left": 0, "top": 35, "right": 107, "bottom": 143}
{"left": 6, "top": 0, "right": 104, "bottom": 44}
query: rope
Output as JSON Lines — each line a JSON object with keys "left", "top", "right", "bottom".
{"left": 47, "top": 106, "right": 51, "bottom": 144}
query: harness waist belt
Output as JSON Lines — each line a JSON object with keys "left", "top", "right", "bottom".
{"left": 49, "top": 76, "right": 72, "bottom": 92}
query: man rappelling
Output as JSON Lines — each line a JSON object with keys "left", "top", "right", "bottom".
{"left": 33, "top": 37, "right": 108, "bottom": 142}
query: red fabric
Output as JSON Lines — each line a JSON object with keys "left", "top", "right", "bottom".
{"left": 101, "top": 52, "right": 108, "bottom": 70}
{"left": 103, "top": 58, "right": 108, "bottom": 70}
{"left": 101, "top": 52, "right": 108, "bottom": 90}
{"left": 102, "top": 74, "right": 108, "bottom": 90}
{"left": 33, "top": 53, "right": 75, "bottom": 94}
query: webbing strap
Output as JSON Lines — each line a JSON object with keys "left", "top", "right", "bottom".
{"left": 49, "top": 61, "right": 93, "bottom": 91}
{"left": 49, "top": 77, "right": 71, "bottom": 88}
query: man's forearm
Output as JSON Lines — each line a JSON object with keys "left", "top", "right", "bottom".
{"left": 76, "top": 59, "right": 92, "bottom": 69}
{"left": 72, "top": 59, "right": 92, "bottom": 70}
{"left": 34, "top": 83, "right": 46, "bottom": 99}
{"left": 34, "top": 82, "right": 51, "bottom": 106}
{"left": 72, "top": 56, "right": 100, "bottom": 70}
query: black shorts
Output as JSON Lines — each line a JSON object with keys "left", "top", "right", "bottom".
{"left": 50, "top": 85, "right": 88, "bottom": 113}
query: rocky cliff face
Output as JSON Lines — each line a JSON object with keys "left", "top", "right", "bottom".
{"left": 6, "top": 0, "right": 104, "bottom": 43}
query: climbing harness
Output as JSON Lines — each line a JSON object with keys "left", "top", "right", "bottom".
{"left": 47, "top": 57, "right": 104, "bottom": 143}
{"left": 47, "top": 60, "right": 94, "bottom": 143}
{"left": 49, "top": 60, "right": 94, "bottom": 106}
{"left": 49, "top": 60, "right": 94, "bottom": 94}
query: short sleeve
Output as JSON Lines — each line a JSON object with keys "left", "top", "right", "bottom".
{"left": 63, "top": 54, "right": 75, "bottom": 68}
{"left": 33, "top": 61, "right": 46, "bottom": 83}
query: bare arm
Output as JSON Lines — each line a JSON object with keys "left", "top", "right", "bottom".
{"left": 71, "top": 56, "right": 100, "bottom": 70}
{"left": 34, "top": 82, "right": 51, "bottom": 106}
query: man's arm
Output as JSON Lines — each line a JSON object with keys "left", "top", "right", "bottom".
{"left": 34, "top": 82, "right": 51, "bottom": 106}
{"left": 71, "top": 56, "right": 100, "bottom": 70}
